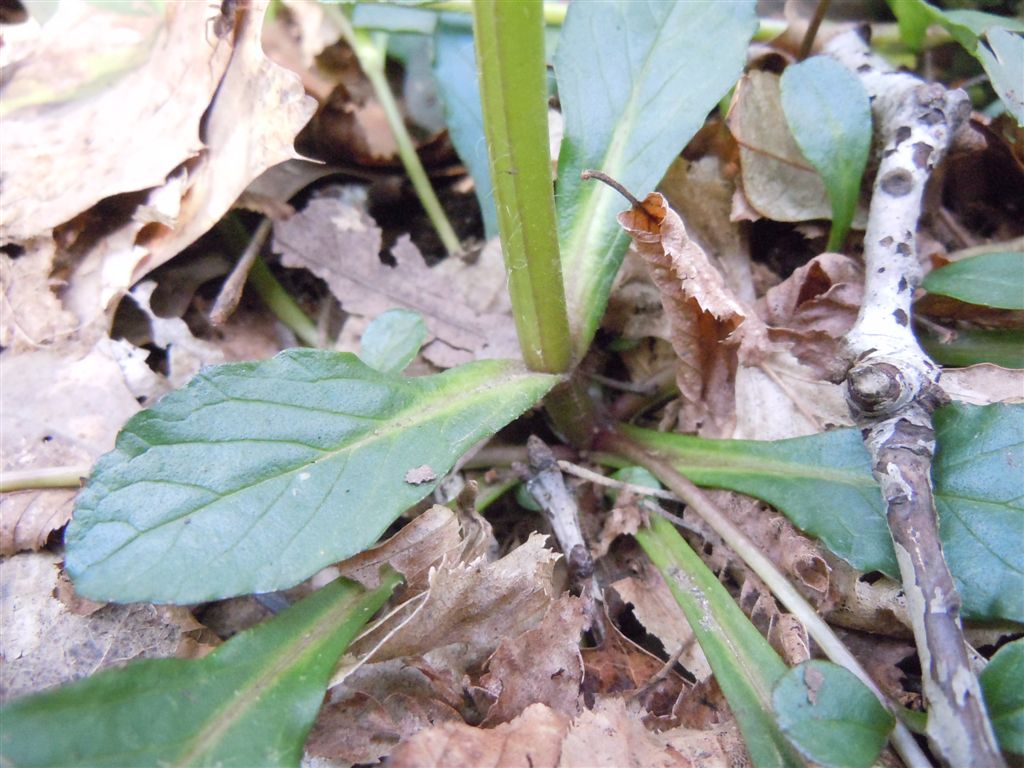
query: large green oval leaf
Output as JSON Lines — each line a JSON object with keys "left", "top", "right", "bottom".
{"left": 617, "top": 402, "right": 1024, "bottom": 622}
{"left": 555, "top": 0, "right": 757, "bottom": 358}
{"left": 922, "top": 252, "right": 1024, "bottom": 310}
{"left": 772, "top": 661, "right": 894, "bottom": 768}
{"left": 780, "top": 56, "right": 871, "bottom": 252}
{"left": 0, "top": 571, "right": 400, "bottom": 767}
{"left": 66, "top": 350, "right": 556, "bottom": 603}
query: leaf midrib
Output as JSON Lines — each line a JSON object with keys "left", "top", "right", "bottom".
{"left": 86, "top": 366, "right": 549, "bottom": 562}
{"left": 170, "top": 585, "right": 366, "bottom": 766}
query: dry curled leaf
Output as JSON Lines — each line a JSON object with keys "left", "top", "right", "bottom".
{"left": 560, "top": 697, "right": 736, "bottom": 768}
{"left": 335, "top": 505, "right": 464, "bottom": 592}
{"left": 0, "top": 2, "right": 229, "bottom": 242}
{"left": 614, "top": 188, "right": 848, "bottom": 438}
{"left": 611, "top": 572, "right": 711, "bottom": 682}
{"left": 51, "top": 1, "right": 315, "bottom": 325}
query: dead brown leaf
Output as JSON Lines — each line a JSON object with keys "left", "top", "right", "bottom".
{"left": 614, "top": 189, "right": 848, "bottom": 437}
{"left": 560, "top": 697, "right": 736, "bottom": 768}
{"left": 479, "top": 595, "right": 587, "bottom": 725}
{"left": 1, "top": 338, "right": 160, "bottom": 555}
{"left": 0, "top": 552, "right": 202, "bottom": 702}
{"left": 274, "top": 197, "right": 519, "bottom": 366}
{"left": 389, "top": 702, "right": 570, "bottom": 768}
{"left": 728, "top": 70, "right": 853, "bottom": 225}
{"left": 48, "top": 1, "right": 315, "bottom": 327}
{"left": 335, "top": 505, "right": 464, "bottom": 593}
{"left": 348, "top": 533, "right": 560, "bottom": 669}
{"left": 659, "top": 156, "right": 756, "bottom": 303}
{"left": 611, "top": 572, "right": 712, "bottom": 682}
{"left": 0, "top": 3, "right": 229, "bottom": 242}
{"left": 616, "top": 191, "right": 750, "bottom": 435}
{"left": 940, "top": 364, "right": 1024, "bottom": 405}
{"left": 759, "top": 251, "right": 864, "bottom": 379}
{"left": 0, "top": 240, "right": 78, "bottom": 352}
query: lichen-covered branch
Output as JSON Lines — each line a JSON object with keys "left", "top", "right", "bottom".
{"left": 826, "top": 29, "right": 1004, "bottom": 768}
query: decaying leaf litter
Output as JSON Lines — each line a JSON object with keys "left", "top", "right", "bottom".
{"left": 1, "top": 1, "right": 1022, "bottom": 767}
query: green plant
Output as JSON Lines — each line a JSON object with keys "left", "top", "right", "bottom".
{"left": 4, "top": 2, "right": 1021, "bottom": 766}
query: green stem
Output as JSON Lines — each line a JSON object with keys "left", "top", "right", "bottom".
{"left": 601, "top": 426, "right": 933, "bottom": 768}
{"left": 328, "top": 7, "right": 462, "bottom": 257}
{"left": 473, "top": 0, "right": 572, "bottom": 374}
{"left": 248, "top": 256, "right": 320, "bottom": 348}
{"left": 0, "top": 466, "right": 91, "bottom": 492}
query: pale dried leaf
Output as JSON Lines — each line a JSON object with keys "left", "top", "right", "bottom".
{"left": 0, "top": 3, "right": 228, "bottom": 241}
{"left": 389, "top": 702, "right": 569, "bottom": 768}
{"left": 1, "top": 338, "right": 156, "bottom": 555}
{"left": 825, "top": 555, "right": 911, "bottom": 635}
{"left": 480, "top": 595, "right": 587, "bottom": 725}
{"left": 659, "top": 156, "right": 756, "bottom": 303}
{"left": 733, "top": 347, "right": 851, "bottom": 439}
{"left": 0, "top": 240, "right": 78, "bottom": 352}
{"left": 560, "top": 697, "right": 734, "bottom": 768}
{"left": 274, "top": 198, "right": 519, "bottom": 366}
{"left": 727, "top": 71, "right": 831, "bottom": 223}
{"left": 335, "top": 505, "right": 463, "bottom": 592}
{"left": 940, "top": 364, "right": 1024, "bottom": 405}
{"left": 57, "top": 2, "right": 315, "bottom": 323}
{"left": 128, "top": 281, "right": 225, "bottom": 387}
{"left": 611, "top": 574, "right": 711, "bottom": 682}
{"left": 350, "top": 534, "right": 560, "bottom": 668}
{"left": 0, "top": 552, "right": 198, "bottom": 702}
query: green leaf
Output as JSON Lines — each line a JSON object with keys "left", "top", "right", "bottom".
{"left": 773, "top": 661, "right": 894, "bottom": 768}
{"left": 886, "top": 0, "right": 1024, "bottom": 53}
{"left": 359, "top": 308, "right": 428, "bottom": 373}
{"left": 923, "top": 252, "right": 1024, "bottom": 309}
{"left": 886, "top": 1, "right": 1024, "bottom": 123}
{"left": 780, "top": 56, "right": 871, "bottom": 252}
{"left": 617, "top": 402, "right": 1024, "bottom": 622}
{"left": 978, "top": 28, "right": 1024, "bottom": 126}
{"left": 432, "top": 21, "right": 498, "bottom": 239}
{"left": 981, "top": 639, "right": 1024, "bottom": 754}
{"left": 66, "top": 350, "right": 556, "bottom": 603}
{"left": 637, "top": 515, "right": 804, "bottom": 768}
{"left": 0, "top": 571, "right": 400, "bottom": 767}
{"left": 616, "top": 423, "right": 895, "bottom": 574}
{"left": 555, "top": 0, "right": 757, "bottom": 358}
{"left": 933, "top": 404, "right": 1024, "bottom": 623}
{"left": 920, "top": 327, "right": 1024, "bottom": 369}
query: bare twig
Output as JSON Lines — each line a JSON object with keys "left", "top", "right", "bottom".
{"left": 522, "top": 436, "right": 604, "bottom": 642}
{"left": 826, "top": 30, "right": 1004, "bottom": 768}
{"left": 798, "top": 0, "right": 831, "bottom": 60}
{"left": 210, "top": 217, "right": 272, "bottom": 325}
